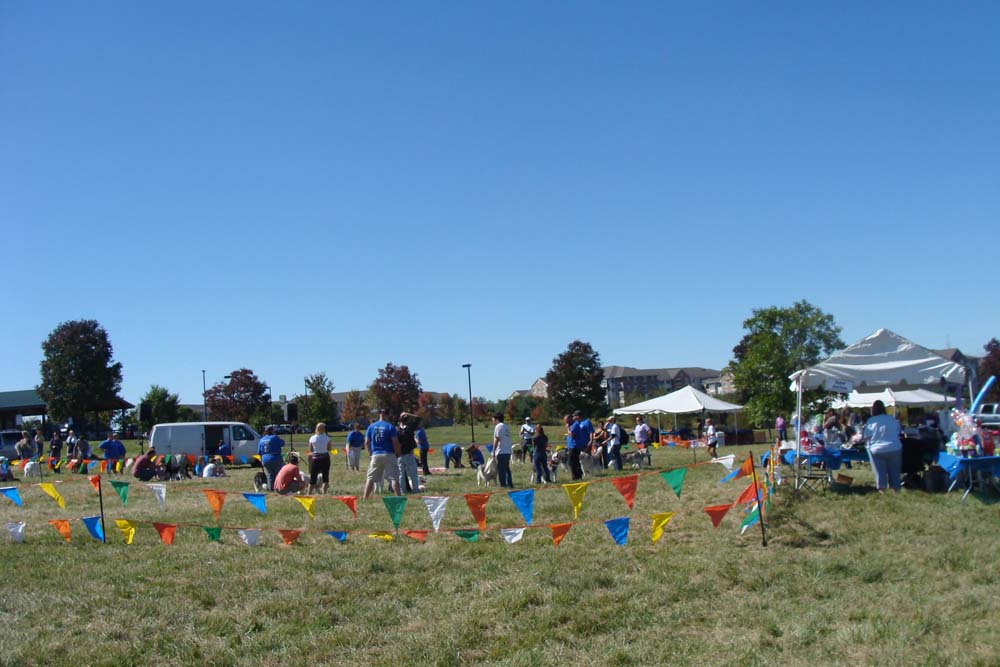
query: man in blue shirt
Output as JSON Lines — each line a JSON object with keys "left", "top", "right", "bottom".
{"left": 99, "top": 432, "right": 127, "bottom": 474}
{"left": 257, "top": 425, "right": 285, "bottom": 491}
{"left": 568, "top": 411, "right": 594, "bottom": 481}
{"left": 345, "top": 423, "right": 365, "bottom": 471}
{"left": 414, "top": 418, "right": 431, "bottom": 476}
{"left": 362, "top": 408, "right": 401, "bottom": 500}
{"left": 441, "top": 443, "right": 463, "bottom": 469}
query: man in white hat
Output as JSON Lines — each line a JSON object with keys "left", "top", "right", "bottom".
{"left": 519, "top": 417, "right": 535, "bottom": 461}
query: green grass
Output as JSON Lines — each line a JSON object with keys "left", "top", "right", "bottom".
{"left": 2, "top": 443, "right": 1000, "bottom": 667}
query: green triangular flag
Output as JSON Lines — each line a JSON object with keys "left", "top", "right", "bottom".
{"left": 109, "top": 480, "right": 130, "bottom": 506}
{"left": 659, "top": 468, "right": 687, "bottom": 498}
{"left": 739, "top": 506, "right": 760, "bottom": 535}
{"left": 165, "top": 455, "right": 172, "bottom": 464}
{"left": 382, "top": 496, "right": 408, "bottom": 529}
{"left": 203, "top": 526, "right": 222, "bottom": 542}
{"left": 455, "top": 530, "right": 479, "bottom": 543}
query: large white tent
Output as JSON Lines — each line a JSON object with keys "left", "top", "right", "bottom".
{"left": 788, "top": 328, "right": 967, "bottom": 490}
{"left": 613, "top": 385, "right": 743, "bottom": 415}
{"left": 830, "top": 387, "right": 952, "bottom": 409}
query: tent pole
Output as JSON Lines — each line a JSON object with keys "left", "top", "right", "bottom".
{"left": 795, "top": 373, "right": 804, "bottom": 492}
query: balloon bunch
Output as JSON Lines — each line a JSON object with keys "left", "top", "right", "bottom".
{"left": 947, "top": 407, "right": 983, "bottom": 457}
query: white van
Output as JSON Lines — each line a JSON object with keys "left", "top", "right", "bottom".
{"left": 148, "top": 422, "right": 261, "bottom": 460}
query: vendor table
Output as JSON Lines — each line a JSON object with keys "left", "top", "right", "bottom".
{"left": 944, "top": 455, "right": 1000, "bottom": 503}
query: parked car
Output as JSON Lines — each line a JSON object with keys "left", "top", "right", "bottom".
{"left": 0, "top": 430, "right": 23, "bottom": 459}
{"left": 975, "top": 403, "right": 1000, "bottom": 428}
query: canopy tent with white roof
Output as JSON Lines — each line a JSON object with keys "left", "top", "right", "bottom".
{"left": 788, "top": 328, "right": 968, "bottom": 490}
{"left": 830, "top": 387, "right": 953, "bottom": 410}
{"left": 614, "top": 385, "right": 744, "bottom": 447}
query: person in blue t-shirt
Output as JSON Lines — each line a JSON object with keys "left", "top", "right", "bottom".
{"left": 362, "top": 408, "right": 401, "bottom": 500}
{"left": 568, "top": 411, "right": 594, "bottom": 481}
{"left": 466, "top": 444, "right": 485, "bottom": 468}
{"left": 441, "top": 443, "right": 463, "bottom": 469}
{"left": 414, "top": 419, "right": 431, "bottom": 476}
{"left": 99, "top": 432, "right": 127, "bottom": 474}
{"left": 345, "top": 423, "right": 365, "bottom": 471}
{"left": 257, "top": 426, "right": 286, "bottom": 491}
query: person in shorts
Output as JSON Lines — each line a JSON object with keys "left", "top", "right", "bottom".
{"left": 362, "top": 408, "right": 401, "bottom": 500}
{"left": 346, "top": 423, "right": 365, "bottom": 471}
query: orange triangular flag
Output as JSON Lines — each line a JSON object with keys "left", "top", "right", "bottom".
{"left": 187, "top": 455, "right": 196, "bottom": 465}
{"left": 464, "top": 493, "right": 490, "bottom": 530}
{"left": 703, "top": 504, "right": 732, "bottom": 528}
{"left": 49, "top": 519, "right": 72, "bottom": 542}
{"left": 153, "top": 523, "right": 177, "bottom": 545}
{"left": 549, "top": 522, "right": 573, "bottom": 548}
{"left": 402, "top": 529, "right": 429, "bottom": 543}
{"left": 734, "top": 481, "right": 761, "bottom": 506}
{"left": 734, "top": 455, "right": 754, "bottom": 480}
{"left": 203, "top": 489, "right": 226, "bottom": 520}
{"left": 278, "top": 529, "right": 302, "bottom": 545}
{"left": 610, "top": 475, "right": 639, "bottom": 509}
{"left": 335, "top": 496, "right": 357, "bottom": 518}
{"left": 100, "top": 460, "right": 108, "bottom": 473}
{"left": 88, "top": 475, "right": 101, "bottom": 492}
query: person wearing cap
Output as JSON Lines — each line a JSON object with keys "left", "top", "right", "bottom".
{"left": 274, "top": 452, "right": 307, "bottom": 495}
{"left": 492, "top": 412, "right": 514, "bottom": 488}
{"left": 363, "top": 408, "right": 402, "bottom": 500}
{"left": 605, "top": 416, "right": 623, "bottom": 471}
{"left": 132, "top": 447, "right": 157, "bottom": 481}
{"left": 568, "top": 411, "right": 594, "bottom": 481}
{"left": 258, "top": 425, "right": 286, "bottom": 491}
{"left": 519, "top": 417, "right": 535, "bottom": 461}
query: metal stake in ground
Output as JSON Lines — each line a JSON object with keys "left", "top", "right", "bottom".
{"left": 748, "top": 450, "right": 767, "bottom": 547}
{"left": 97, "top": 474, "right": 107, "bottom": 543}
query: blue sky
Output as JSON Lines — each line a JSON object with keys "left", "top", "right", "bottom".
{"left": 3, "top": 2, "right": 998, "bottom": 405}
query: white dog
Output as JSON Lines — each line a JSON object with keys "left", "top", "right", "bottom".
{"left": 477, "top": 456, "right": 499, "bottom": 488}
{"left": 22, "top": 461, "right": 41, "bottom": 479}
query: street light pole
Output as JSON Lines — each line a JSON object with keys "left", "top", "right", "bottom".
{"left": 462, "top": 363, "right": 475, "bottom": 443}
{"left": 201, "top": 370, "right": 208, "bottom": 420}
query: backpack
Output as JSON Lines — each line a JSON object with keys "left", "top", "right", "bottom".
{"left": 619, "top": 428, "right": 629, "bottom": 446}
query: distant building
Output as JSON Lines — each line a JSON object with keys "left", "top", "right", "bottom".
{"left": 933, "top": 348, "right": 981, "bottom": 386}
{"left": 530, "top": 378, "right": 549, "bottom": 399}
{"left": 602, "top": 366, "right": 721, "bottom": 406}
{"left": 701, "top": 372, "right": 736, "bottom": 396}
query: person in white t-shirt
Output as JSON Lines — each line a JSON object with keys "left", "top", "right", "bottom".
{"left": 202, "top": 457, "right": 227, "bottom": 478}
{"left": 705, "top": 418, "right": 718, "bottom": 458}
{"left": 604, "top": 415, "right": 623, "bottom": 471}
{"left": 519, "top": 418, "right": 536, "bottom": 461}
{"left": 492, "top": 413, "right": 514, "bottom": 488}
{"left": 308, "top": 422, "right": 333, "bottom": 495}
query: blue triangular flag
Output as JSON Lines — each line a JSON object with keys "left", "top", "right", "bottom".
{"left": 325, "top": 531, "right": 348, "bottom": 543}
{"left": 0, "top": 487, "right": 23, "bottom": 507}
{"left": 604, "top": 516, "right": 630, "bottom": 546}
{"left": 240, "top": 455, "right": 248, "bottom": 464}
{"left": 242, "top": 493, "right": 267, "bottom": 515}
{"left": 81, "top": 515, "right": 105, "bottom": 542}
{"left": 194, "top": 464, "right": 202, "bottom": 476}
{"left": 507, "top": 489, "right": 534, "bottom": 525}
{"left": 718, "top": 468, "right": 740, "bottom": 483}
{"left": 87, "top": 461, "right": 100, "bottom": 472}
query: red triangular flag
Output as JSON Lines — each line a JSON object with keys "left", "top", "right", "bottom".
{"left": 734, "top": 481, "right": 760, "bottom": 506}
{"left": 278, "top": 529, "right": 302, "bottom": 545}
{"left": 88, "top": 475, "right": 101, "bottom": 492}
{"left": 402, "top": 529, "right": 429, "bottom": 543}
{"left": 203, "top": 489, "right": 226, "bottom": 520}
{"left": 100, "top": 460, "right": 108, "bottom": 473}
{"left": 153, "top": 523, "right": 177, "bottom": 545}
{"left": 187, "top": 455, "right": 196, "bottom": 465}
{"left": 464, "top": 493, "right": 490, "bottom": 531}
{"left": 733, "top": 455, "right": 754, "bottom": 480}
{"left": 610, "top": 475, "right": 639, "bottom": 509}
{"left": 335, "top": 496, "right": 357, "bottom": 518}
{"left": 703, "top": 504, "right": 732, "bottom": 528}
{"left": 549, "top": 522, "right": 573, "bottom": 548}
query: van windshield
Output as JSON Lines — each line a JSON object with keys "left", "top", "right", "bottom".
{"left": 232, "top": 425, "right": 258, "bottom": 441}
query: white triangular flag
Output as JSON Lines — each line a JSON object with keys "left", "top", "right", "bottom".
{"left": 500, "top": 527, "right": 525, "bottom": 544}
{"left": 147, "top": 484, "right": 167, "bottom": 509}
{"left": 422, "top": 496, "right": 449, "bottom": 532}
{"left": 711, "top": 455, "right": 735, "bottom": 471}
{"left": 238, "top": 529, "right": 261, "bottom": 546}
{"left": 5, "top": 522, "right": 26, "bottom": 543}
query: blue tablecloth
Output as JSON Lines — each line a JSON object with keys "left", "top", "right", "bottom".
{"left": 764, "top": 448, "right": 869, "bottom": 471}
{"left": 939, "top": 454, "right": 1000, "bottom": 481}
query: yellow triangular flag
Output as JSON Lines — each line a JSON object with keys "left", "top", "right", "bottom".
{"left": 294, "top": 496, "right": 316, "bottom": 519}
{"left": 39, "top": 483, "right": 65, "bottom": 509}
{"left": 368, "top": 531, "right": 394, "bottom": 541}
{"left": 114, "top": 519, "right": 136, "bottom": 545}
{"left": 650, "top": 512, "right": 676, "bottom": 544}
{"left": 562, "top": 482, "right": 590, "bottom": 519}
{"left": 252, "top": 454, "right": 261, "bottom": 462}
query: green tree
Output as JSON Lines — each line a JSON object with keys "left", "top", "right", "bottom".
{"left": 438, "top": 393, "right": 455, "bottom": 421}
{"left": 137, "top": 384, "right": 182, "bottom": 431}
{"left": 544, "top": 340, "right": 606, "bottom": 419}
{"left": 341, "top": 390, "right": 369, "bottom": 425}
{"left": 728, "top": 300, "right": 844, "bottom": 427}
{"left": 204, "top": 369, "right": 270, "bottom": 424}
{"left": 368, "top": 363, "right": 422, "bottom": 418}
{"left": 38, "top": 319, "right": 124, "bottom": 426}
{"left": 297, "top": 372, "right": 339, "bottom": 429}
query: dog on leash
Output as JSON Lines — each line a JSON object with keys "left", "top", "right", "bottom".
{"left": 22, "top": 461, "right": 41, "bottom": 479}
{"left": 477, "top": 456, "right": 499, "bottom": 487}
{"left": 253, "top": 471, "right": 269, "bottom": 493}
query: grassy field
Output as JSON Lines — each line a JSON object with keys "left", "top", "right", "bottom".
{"left": 2, "top": 439, "right": 1000, "bottom": 667}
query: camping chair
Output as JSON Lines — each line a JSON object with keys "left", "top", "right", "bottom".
{"left": 793, "top": 436, "right": 831, "bottom": 494}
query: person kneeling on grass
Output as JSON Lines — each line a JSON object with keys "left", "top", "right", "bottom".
{"left": 274, "top": 452, "right": 307, "bottom": 495}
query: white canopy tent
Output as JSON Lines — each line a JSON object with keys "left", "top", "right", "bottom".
{"left": 614, "top": 386, "right": 744, "bottom": 450}
{"left": 788, "top": 328, "right": 967, "bottom": 490}
{"left": 830, "top": 387, "right": 953, "bottom": 409}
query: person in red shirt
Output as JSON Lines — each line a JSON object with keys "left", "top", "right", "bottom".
{"left": 132, "top": 447, "right": 157, "bottom": 482}
{"left": 274, "top": 452, "right": 307, "bottom": 495}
